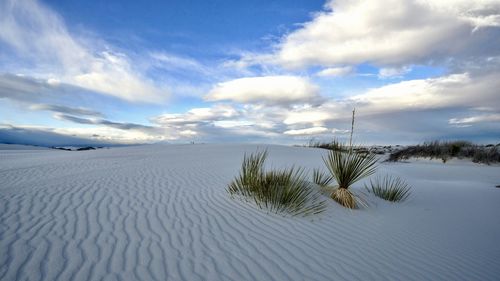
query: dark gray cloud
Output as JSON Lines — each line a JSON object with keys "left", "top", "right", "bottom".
{"left": 54, "top": 113, "right": 159, "bottom": 133}
{"left": 0, "top": 74, "right": 54, "bottom": 102}
{"left": 0, "top": 124, "right": 116, "bottom": 147}
{"left": 30, "top": 104, "right": 104, "bottom": 117}
{"left": 99, "top": 120, "right": 156, "bottom": 131}
{"left": 0, "top": 74, "right": 109, "bottom": 116}
{"left": 54, "top": 114, "right": 95, "bottom": 125}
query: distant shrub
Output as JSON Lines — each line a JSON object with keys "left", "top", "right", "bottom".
{"left": 227, "top": 150, "right": 326, "bottom": 216}
{"left": 388, "top": 140, "right": 499, "bottom": 165}
{"left": 306, "top": 139, "right": 345, "bottom": 151}
{"left": 365, "top": 175, "right": 411, "bottom": 202}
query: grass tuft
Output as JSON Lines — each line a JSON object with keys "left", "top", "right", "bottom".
{"left": 227, "top": 150, "right": 327, "bottom": 216}
{"left": 365, "top": 175, "right": 411, "bottom": 202}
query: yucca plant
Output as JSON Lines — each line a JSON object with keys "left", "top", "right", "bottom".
{"left": 321, "top": 146, "right": 378, "bottom": 208}
{"left": 312, "top": 168, "right": 333, "bottom": 187}
{"left": 228, "top": 150, "right": 326, "bottom": 216}
{"left": 365, "top": 175, "right": 411, "bottom": 202}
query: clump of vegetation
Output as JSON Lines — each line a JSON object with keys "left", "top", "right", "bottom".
{"left": 365, "top": 175, "right": 411, "bottom": 202}
{"left": 388, "top": 140, "right": 500, "bottom": 164}
{"left": 306, "top": 138, "right": 345, "bottom": 151}
{"left": 227, "top": 150, "right": 327, "bottom": 216}
{"left": 312, "top": 109, "right": 379, "bottom": 209}
{"left": 313, "top": 144, "right": 378, "bottom": 209}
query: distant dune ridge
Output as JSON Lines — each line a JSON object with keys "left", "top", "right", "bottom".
{"left": 1, "top": 144, "right": 500, "bottom": 280}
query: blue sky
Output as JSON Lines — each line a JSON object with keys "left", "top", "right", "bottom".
{"left": 1, "top": 0, "right": 499, "bottom": 146}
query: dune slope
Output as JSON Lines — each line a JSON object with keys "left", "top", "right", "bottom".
{"left": 1, "top": 144, "right": 499, "bottom": 280}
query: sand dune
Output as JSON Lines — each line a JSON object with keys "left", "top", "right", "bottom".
{"left": 1, "top": 144, "right": 499, "bottom": 280}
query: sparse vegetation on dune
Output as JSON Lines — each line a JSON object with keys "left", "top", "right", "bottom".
{"left": 227, "top": 150, "right": 327, "bottom": 216}
{"left": 231, "top": 109, "right": 415, "bottom": 213}
{"left": 304, "top": 138, "right": 388, "bottom": 155}
{"left": 388, "top": 141, "right": 500, "bottom": 164}
{"left": 306, "top": 139, "right": 345, "bottom": 151}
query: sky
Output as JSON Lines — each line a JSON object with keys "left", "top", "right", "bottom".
{"left": 1, "top": 0, "right": 499, "bottom": 146}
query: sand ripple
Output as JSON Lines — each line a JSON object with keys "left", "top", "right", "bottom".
{"left": 1, "top": 144, "right": 500, "bottom": 280}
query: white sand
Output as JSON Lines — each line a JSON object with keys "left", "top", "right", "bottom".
{"left": 1, "top": 144, "right": 499, "bottom": 280}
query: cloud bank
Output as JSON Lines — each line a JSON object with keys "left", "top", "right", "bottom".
{"left": 277, "top": 0, "right": 500, "bottom": 68}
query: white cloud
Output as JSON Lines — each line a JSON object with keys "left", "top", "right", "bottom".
{"left": 52, "top": 126, "right": 170, "bottom": 143}
{"left": 378, "top": 66, "right": 412, "bottom": 79}
{"left": 0, "top": 123, "right": 169, "bottom": 145}
{"left": 149, "top": 52, "right": 213, "bottom": 76}
{"left": 205, "top": 76, "right": 320, "bottom": 105}
{"left": 276, "top": 0, "right": 500, "bottom": 68}
{"left": 283, "top": 108, "right": 333, "bottom": 126}
{"left": 143, "top": 69, "right": 500, "bottom": 142}
{"left": 213, "top": 120, "right": 254, "bottom": 128}
{"left": 71, "top": 51, "right": 167, "bottom": 102}
{"left": 0, "top": 0, "right": 168, "bottom": 102}
{"left": 331, "top": 128, "right": 350, "bottom": 134}
{"left": 349, "top": 72, "right": 500, "bottom": 113}
{"left": 152, "top": 104, "right": 239, "bottom": 125}
{"left": 284, "top": 127, "right": 329, "bottom": 135}
{"left": 316, "top": 66, "right": 353, "bottom": 77}
{"left": 449, "top": 114, "right": 500, "bottom": 125}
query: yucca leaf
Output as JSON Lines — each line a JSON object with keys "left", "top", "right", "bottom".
{"left": 365, "top": 175, "right": 411, "bottom": 202}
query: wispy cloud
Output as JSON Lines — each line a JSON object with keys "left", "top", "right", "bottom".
{"left": 316, "top": 66, "right": 353, "bottom": 77}
{"left": 29, "top": 104, "right": 104, "bottom": 117}
{"left": 449, "top": 113, "right": 500, "bottom": 125}
{"left": 0, "top": 0, "right": 169, "bottom": 103}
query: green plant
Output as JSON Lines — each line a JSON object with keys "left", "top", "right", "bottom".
{"left": 365, "top": 175, "right": 411, "bottom": 202}
{"left": 321, "top": 145, "right": 378, "bottom": 208}
{"left": 312, "top": 168, "right": 333, "bottom": 187}
{"left": 227, "top": 150, "right": 326, "bottom": 216}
